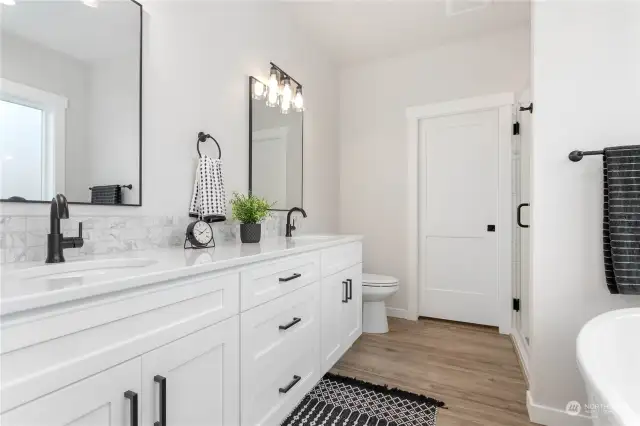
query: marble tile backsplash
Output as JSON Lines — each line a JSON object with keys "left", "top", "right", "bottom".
{"left": 0, "top": 214, "right": 285, "bottom": 264}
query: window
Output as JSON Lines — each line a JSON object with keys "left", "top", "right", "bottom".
{"left": 0, "top": 78, "right": 67, "bottom": 201}
{"left": 0, "top": 100, "right": 45, "bottom": 200}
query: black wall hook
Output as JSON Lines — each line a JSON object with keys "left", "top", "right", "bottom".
{"left": 519, "top": 103, "right": 533, "bottom": 113}
{"left": 197, "top": 132, "right": 221, "bottom": 159}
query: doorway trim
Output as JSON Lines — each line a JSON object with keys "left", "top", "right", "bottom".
{"left": 406, "top": 92, "right": 515, "bottom": 334}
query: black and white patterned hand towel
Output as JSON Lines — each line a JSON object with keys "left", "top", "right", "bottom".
{"left": 189, "top": 155, "right": 227, "bottom": 222}
{"left": 603, "top": 145, "right": 640, "bottom": 295}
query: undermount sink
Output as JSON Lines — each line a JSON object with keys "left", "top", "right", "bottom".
{"left": 290, "top": 235, "right": 338, "bottom": 241}
{"left": 8, "top": 258, "right": 158, "bottom": 281}
{"left": 577, "top": 308, "right": 640, "bottom": 426}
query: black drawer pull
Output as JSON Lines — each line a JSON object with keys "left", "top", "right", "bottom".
{"left": 279, "top": 375, "right": 302, "bottom": 394}
{"left": 279, "top": 273, "right": 302, "bottom": 282}
{"left": 279, "top": 317, "right": 302, "bottom": 331}
{"left": 124, "top": 390, "right": 138, "bottom": 426}
{"left": 342, "top": 281, "right": 348, "bottom": 303}
{"left": 347, "top": 279, "right": 353, "bottom": 300}
{"left": 154, "top": 375, "right": 167, "bottom": 426}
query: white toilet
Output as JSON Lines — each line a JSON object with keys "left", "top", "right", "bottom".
{"left": 362, "top": 273, "right": 399, "bottom": 334}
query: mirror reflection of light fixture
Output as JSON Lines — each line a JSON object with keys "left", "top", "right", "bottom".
{"left": 1, "top": 0, "right": 16, "bottom": 5}
{"left": 280, "top": 76, "right": 292, "bottom": 114}
{"left": 83, "top": 0, "right": 99, "bottom": 7}
{"left": 252, "top": 79, "right": 266, "bottom": 100}
{"left": 293, "top": 86, "right": 304, "bottom": 112}
{"left": 266, "top": 65, "right": 280, "bottom": 107}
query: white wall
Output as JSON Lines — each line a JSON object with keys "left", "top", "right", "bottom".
{"left": 0, "top": 32, "right": 90, "bottom": 201}
{"left": 529, "top": 0, "right": 640, "bottom": 421}
{"left": 0, "top": 1, "right": 340, "bottom": 233}
{"left": 339, "top": 27, "right": 530, "bottom": 312}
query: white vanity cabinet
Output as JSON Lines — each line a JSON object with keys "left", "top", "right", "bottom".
{"left": 0, "top": 237, "right": 362, "bottom": 426}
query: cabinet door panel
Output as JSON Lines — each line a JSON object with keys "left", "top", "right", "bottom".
{"left": 1, "top": 358, "right": 141, "bottom": 426}
{"left": 321, "top": 273, "right": 346, "bottom": 373}
{"left": 141, "top": 317, "right": 240, "bottom": 426}
{"left": 341, "top": 264, "right": 363, "bottom": 348}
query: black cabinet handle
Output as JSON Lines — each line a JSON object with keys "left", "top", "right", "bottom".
{"left": 279, "top": 317, "right": 302, "bottom": 330}
{"left": 517, "top": 203, "right": 530, "bottom": 228}
{"left": 279, "top": 273, "right": 302, "bottom": 282}
{"left": 124, "top": 390, "right": 138, "bottom": 426}
{"left": 342, "top": 281, "right": 348, "bottom": 303}
{"left": 154, "top": 375, "right": 167, "bottom": 426}
{"left": 279, "top": 375, "right": 301, "bottom": 394}
{"left": 347, "top": 279, "right": 353, "bottom": 300}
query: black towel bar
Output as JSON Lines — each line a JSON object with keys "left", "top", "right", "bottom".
{"left": 568, "top": 150, "right": 604, "bottom": 162}
{"left": 89, "top": 185, "right": 133, "bottom": 190}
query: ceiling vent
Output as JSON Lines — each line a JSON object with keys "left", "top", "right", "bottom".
{"left": 446, "top": 0, "right": 491, "bottom": 16}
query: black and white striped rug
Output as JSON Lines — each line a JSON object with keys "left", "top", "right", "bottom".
{"left": 281, "top": 373, "right": 445, "bottom": 426}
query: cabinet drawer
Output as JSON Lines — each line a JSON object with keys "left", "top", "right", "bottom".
{"left": 241, "top": 333, "right": 320, "bottom": 426}
{"left": 321, "top": 242, "right": 362, "bottom": 277}
{"left": 241, "top": 283, "right": 320, "bottom": 426}
{"left": 240, "top": 252, "right": 320, "bottom": 311}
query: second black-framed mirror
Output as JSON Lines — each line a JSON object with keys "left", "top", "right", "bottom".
{"left": 248, "top": 68, "right": 303, "bottom": 211}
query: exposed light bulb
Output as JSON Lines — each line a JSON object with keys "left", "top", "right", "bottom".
{"left": 266, "top": 66, "right": 279, "bottom": 107}
{"left": 1, "top": 0, "right": 16, "bottom": 5}
{"left": 83, "top": 0, "right": 98, "bottom": 8}
{"left": 252, "top": 79, "right": 265, "bottom": 100}
{"left": 280, "top": 76, "right": 292, "bottom": 114}
{"left": 293, "top": 86, "right": 304, "bottom": 112}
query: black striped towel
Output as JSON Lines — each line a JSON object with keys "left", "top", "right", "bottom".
{"left": 603, "top": 145, "right": 640, "bottom": 295}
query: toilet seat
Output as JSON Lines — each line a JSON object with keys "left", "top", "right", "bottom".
{"left": 363, "top": 274, "right": 398, "bottom": 288}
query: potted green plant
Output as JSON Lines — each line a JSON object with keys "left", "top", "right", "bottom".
{"left": 230, "top": 192, "right": 273, "bottom": 243}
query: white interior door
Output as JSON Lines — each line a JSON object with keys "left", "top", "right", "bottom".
{"left": 419, "top": 109, "right": 500, "bottom": 326}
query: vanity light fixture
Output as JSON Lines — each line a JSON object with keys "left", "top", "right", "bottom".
{"left": 293, "top": 86, "right": 304, "bottom": 112}
{"left": 262, "top": 62, "right": 304, "bottom": 115}
{"left": 280, "top": 76, "right": 292, "bottom": 114}
{"left": 1, "top": 0, "right": 16, "bottom": 5}
{"left": 266, "top": 65, "right": 280, "bottom": 107}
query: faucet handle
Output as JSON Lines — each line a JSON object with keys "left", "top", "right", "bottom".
{"left": 77, "top": 222, "right": 83, "bottom": 238}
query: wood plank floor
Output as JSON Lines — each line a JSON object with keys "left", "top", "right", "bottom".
{"left": 331, "top": 318, "right": 539, "bottom": 426}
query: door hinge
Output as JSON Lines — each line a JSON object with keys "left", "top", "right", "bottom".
{"left": 512, "top": 298, "right": 521, "bottom": 312}
{"left": 513, "top": 122, "right": 520, "bottom": 135}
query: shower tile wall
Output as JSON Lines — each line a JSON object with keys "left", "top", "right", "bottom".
{"left": 0, "top": 214, "right": 285, "bottom": 264}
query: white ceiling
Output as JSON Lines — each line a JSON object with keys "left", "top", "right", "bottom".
{"left": 286, "top": 0, "right": 531, "bottom": 66}
{"left": 1, "top": 0, "right": 140, "bottom": 63}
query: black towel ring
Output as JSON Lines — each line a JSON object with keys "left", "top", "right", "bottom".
{"left": 197, "top": 132, "right": 221, "bottom": 159}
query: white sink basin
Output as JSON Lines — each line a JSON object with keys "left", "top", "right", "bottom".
{"left": 8, "top": 258, "right": 158, "bottom": 281}
{"left": 577, "top": 308, "right": 640, "bottom": 426}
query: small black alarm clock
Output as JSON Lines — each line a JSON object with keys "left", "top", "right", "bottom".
{"left": 184, "top": 220, "right": 215, "bottom": 249}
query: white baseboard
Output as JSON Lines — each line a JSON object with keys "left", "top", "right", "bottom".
{"left": 386, "top": 307, "right": 408, "bottom": 319}
{"left": 511, "top": 329, "right": 530, "bottom": 388}
{"left": 527, "top": 391, "right": 592, "bottom": 426}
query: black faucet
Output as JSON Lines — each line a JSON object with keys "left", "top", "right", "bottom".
{"left": 285, "top": 207, "right": 307, "bottom": 238}
{"left": 45, "top": 194, "right": 84, "bottom": 263}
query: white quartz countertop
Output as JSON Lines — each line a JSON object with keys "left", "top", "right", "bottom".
{"left": 1, "top": 235, "right": 362, "bottom": 316}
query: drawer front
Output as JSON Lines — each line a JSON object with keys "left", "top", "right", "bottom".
{"left": 1, "top": 272, "right": 240, "bottom": 412}
{"left": 240, "top": 252, "right": 320, "bottom": 311}
{"left": 321, "top": 241, "right": 362, "bottom": 277}
{"left": 241, "top": 283, "right": 320, "bottom": 426}
{"left": 241, "top": 338, "right": 320, "bottom": 426}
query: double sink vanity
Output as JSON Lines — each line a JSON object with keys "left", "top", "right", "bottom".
{"left": 1, "top": 236, "right": 363, "bottom": 426}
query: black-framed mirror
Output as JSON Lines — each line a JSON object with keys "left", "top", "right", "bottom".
{"left": 248, "top": 73, "right": 303, "bottom": 211}
{"left": 0, "top": 0, "right": 143, "bottom": 206}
